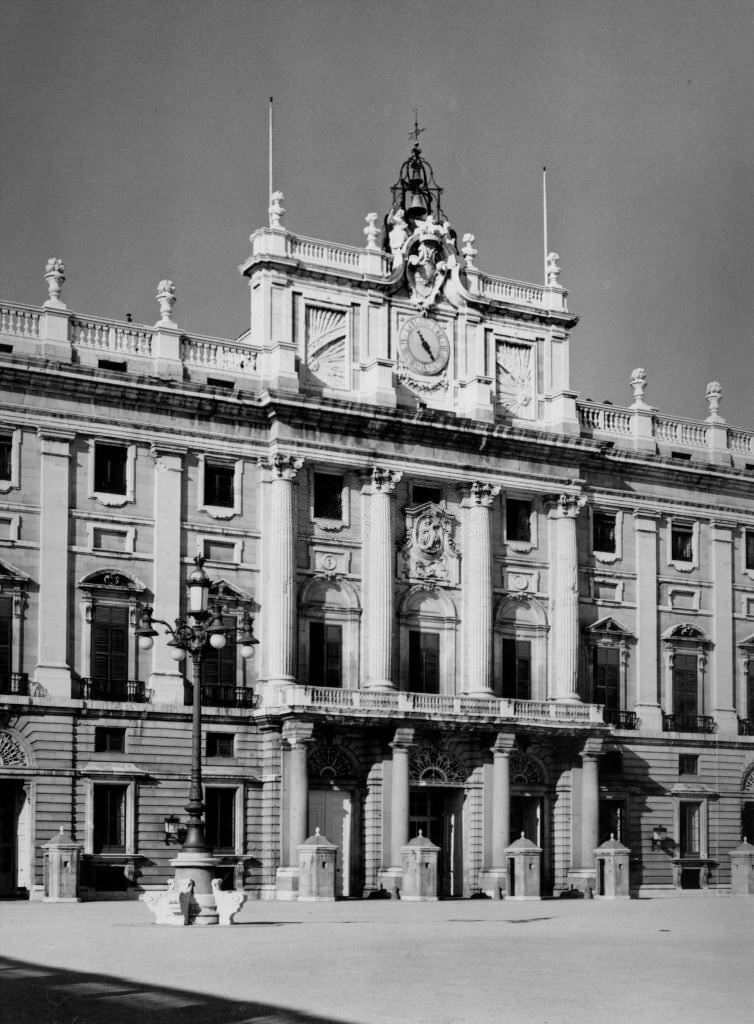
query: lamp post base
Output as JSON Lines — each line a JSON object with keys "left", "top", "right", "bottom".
{"left": 144, "top": 851, "right": 248, "bottom": 926}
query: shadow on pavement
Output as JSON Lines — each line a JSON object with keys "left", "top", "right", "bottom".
{"left": 0, "top": 954, "right": 349, "bottom": 1024}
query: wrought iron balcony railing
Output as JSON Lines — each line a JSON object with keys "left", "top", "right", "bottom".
{"left": 183, "top": 682, "right": 257, "bottom": 709}
{"left": 662, "top": 713, "right": 715, "bottom": 734}
{"left": 0, "top": 672, "right": 29, "bottom": 696}
{"left": 738, "top": 718, "right": 754, "bottom": 736}
{"left": 603, "top": 708, "right": 638, "bottom": 729}
{"left": 80, "top": 678, "right": 147, "bottom": 703}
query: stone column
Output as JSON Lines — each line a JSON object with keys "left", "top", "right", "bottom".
{"left": 148, "top": 446, "right": 184, "bottom": 703}
{"left": 547, "top": 494, "right": 583, "bottom": 702}
{"left": 634, "top": 512, "right": 662, "bottom": 730}
{"left": 569, "top": 737, "right": 603, "bottom": 892}
{"left": 262, "top": 453, "right": 303, "bottom": 703}
{"left": 711, "top": 522, "right": 738, "bottom": 736}
{"left": 363, "top": 467, "right": 402, "bottom": 690}
{"left": 277, "top": 720, "right": 314, "bottom": 899}
{"left": 35, "top": 430, "right": 74, "bottom": 696}
{"left": 381, "top": 727, "right": 415, "bottom": 896}
{"left": 481, "top": 732, "right": 515, "bottom": 898}
{"left": 461, "top": 482, "right": 500, "bottom": 695}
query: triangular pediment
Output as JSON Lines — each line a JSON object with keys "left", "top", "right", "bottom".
{"left": 210, "top": 578, "right": 253, "bottom": 604}
{"left": 0, "top": 558, "right": 30, "bottom": 585}
{"left": 584, "top": 615, "right": 634, "bottom": 638}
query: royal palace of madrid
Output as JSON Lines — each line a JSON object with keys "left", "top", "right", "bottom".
{"left": 1, "top": 137, "right": 754, "bottom": 903}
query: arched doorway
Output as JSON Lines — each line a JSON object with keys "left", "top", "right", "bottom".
{"left": 409, "top": 743, "right": 467, "bottom": 897}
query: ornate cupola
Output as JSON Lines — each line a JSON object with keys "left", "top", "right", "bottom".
{"left": 388, "top": 120, "right": 447, "bottom": 231}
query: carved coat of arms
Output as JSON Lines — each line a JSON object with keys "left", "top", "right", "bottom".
{"left": 399, "top": 502, "right": 459, "bottom": 585}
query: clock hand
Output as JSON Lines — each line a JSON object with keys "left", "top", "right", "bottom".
{"left": 417, "top": 331, "right": 434, "bottom": 359}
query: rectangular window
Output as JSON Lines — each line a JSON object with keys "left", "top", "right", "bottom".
{"left": 93, "top": 784, "right": 126, "bottom": 852}
{"left": 205, "top": 787, "right": 235, "bottom": 852}
{"left": 204, "top": 462, "right": 234, "bottom": 508}
{"left": 593, "top": 511, "right": 617, "bottom": 554}
{"left": 671, "top": 524, "right": 694, "bottom": 563}
{"left": 746, "top": 531, "right": 754, "bottom": 571}
{"left": 94, "top": 727, "right": 126, "bottom": 753}
{"left": 206, "top": 732, "right": 235, "bottom": 758}
{"left": 309, "top": 622, "right": 342, "bottom": 687}
{"left": 412, "top": 485, "right": 442, "bottom": 506}
{"left": 679, "top": 754, "right": 699, "bottom": 776}
{"left": 747, "top": 661, "right": 754, "bottom": 722}
{"left": 313, "top": 473, "right": 343, "bottom": 520}
{"left": 672, "top": 653, "right": 698, "bottom": 720}
{"left": 679, "top": 801, "right": 701, "bottom": 857}
{"left": 201, "top": 616, "right": 236, "bottom": 691}
{"left": 0, "top": 437, "right": 12, "bottom": 480}
{"left": 94, "top": 443, "right": 127, "bottom": 495}
{"left": 409, "top": 630, "right": 440, "bottom": 694}
{"left": 0, "top": 596, "right": 12, "bottom": 688}
{"left": 502, "top": 638, "right": 531, "bottom": 700}
{"left": 593, "top": 647, "right": 620, "bottom": 709}
{"left": 91, "top": 605, "right": 129, "bottom": 690}
{"left": 506, "top": 499, "right": 531, "bottom": 543}
{"left": 203, "top": 539, "right": 236, "bottom": 562}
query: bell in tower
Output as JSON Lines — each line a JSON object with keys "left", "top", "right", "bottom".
{"left": 387, "top": 115, "right": 446, "bottom": 234}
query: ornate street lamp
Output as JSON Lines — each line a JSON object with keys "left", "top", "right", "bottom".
{"left": 136, "top": 555, "right": 258, "bottom": 923}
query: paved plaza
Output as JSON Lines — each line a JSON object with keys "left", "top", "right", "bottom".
{"left": 0, "top": 895, "right": 752, "bottom": 1024}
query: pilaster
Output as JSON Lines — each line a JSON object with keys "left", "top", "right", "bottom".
{"left": 634, "top": 512, "right": 663, "bottom": 730}
{"left": 35, "top": 430, "right": 74, "bottom": 695}
{"left": 568, "top": 737, "right": 602, "bottom": 893}
{"left": 261, "top": 453, "right": 303, "bottom": 704}
{"left": 363, "top": 467, "right": 402, "bottom": 690}
{"left": 711, "top": 522, "right": 738, "bottom": 735}
{"left": 148, "top": 446, "right": 185, "bottom": 702}
{"left": 547, "top": 494, "right": 583, "bottom": 702}
{"left": 461, "top": 481, "right": 500, "bottom": 694}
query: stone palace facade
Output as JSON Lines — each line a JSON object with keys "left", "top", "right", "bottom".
{"left": 1, "top": 140, "right": 754, "bottom": 901}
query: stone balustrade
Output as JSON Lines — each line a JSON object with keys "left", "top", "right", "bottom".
{"left": 71, "top": 316, "right": 154, "bottom": 357}
{"left": 282, "top": 684, "right": 605, "bottom": 726}
{"left": 1, "top": 303, "right": 40, "bottom": 339}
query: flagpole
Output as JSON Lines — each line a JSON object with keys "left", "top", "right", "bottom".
{"left": 268, "top": 97, "right": 274, "bottom": 199}
{"left": 542, "top": 166, "right": 548, "bottom": 284}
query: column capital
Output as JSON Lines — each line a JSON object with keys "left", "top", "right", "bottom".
{"left": 390, "top": 726, "right": 415, "bottom": 750}
{"left": 581, "top": 737, "right": 604, "bottom": 760}
{"left": 37, "top": 429, "right": 75, "bottom": 456}
{"left": 282, "top": 720, "right": 315, "bottom": 747}
{"left": 150, "top": 444, "right": 185, "bottom": 470}
{"left": 546, "top": 492, "right": 586, "bottom": 519}
{"left": 371, "top": 466, "right": 402, "bottom": 494}
{"left": 462, "top": 481, "right": 500, "bottom": 508}
{"left": 491, "top": 733, "right": 516, "bottom": 757}
{"left": 260, "top": 452, "right": 304, "bottom": 480}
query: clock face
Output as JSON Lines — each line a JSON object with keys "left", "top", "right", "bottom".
{"left": 398, "top": 317, "right": 450, "bottom": 376}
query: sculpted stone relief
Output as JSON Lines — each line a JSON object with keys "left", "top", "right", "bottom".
{"left": 305, "top": 306, "right": 347, "bottom": 390}
{"left": 399, "top": 502, "right": 460, "bottom": 586}
{"left": 496, "top": 341, "right": 535, "bottom": 418}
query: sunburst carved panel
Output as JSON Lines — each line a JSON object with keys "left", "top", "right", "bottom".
{"left": 496, "top": 341, "right": 535, "bottom": 418}
{"left": 306, "top": 307, "right": 348, "bottom": 390}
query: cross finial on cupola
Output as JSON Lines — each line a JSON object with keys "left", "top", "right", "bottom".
{"left": 409, "top": 108, "right": 425, "bottom": 147}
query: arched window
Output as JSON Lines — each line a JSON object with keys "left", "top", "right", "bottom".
{"left": 493, "top": 597, "right": 548, "bottom": 702}
{"left": 299, "top": 578, "right": 360, "bottom": 689}
{"left": 399, "top": 588, "right": 457, "bottom": 695}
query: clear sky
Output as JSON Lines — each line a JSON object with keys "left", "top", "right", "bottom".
{"left": 2, "top": 0, "right": 753, "bottom": 425}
